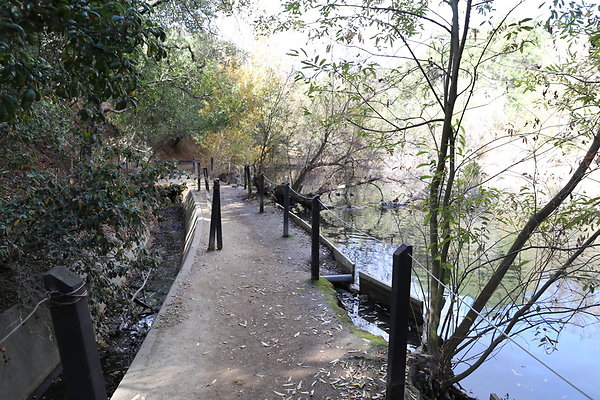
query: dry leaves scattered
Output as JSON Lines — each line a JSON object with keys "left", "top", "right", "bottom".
{"left": 268, "top": 355, "right": 389, "bottom": 400}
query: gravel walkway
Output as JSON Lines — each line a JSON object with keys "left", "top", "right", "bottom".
{"left": 110, "top": 184, "right": 390, "bottom": 400}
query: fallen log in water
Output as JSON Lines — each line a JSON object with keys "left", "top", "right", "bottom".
{"left": 268, "top": 177, "right": 387, "bottom": 209}
{"left": 272, "top": 184, "right": 313, "bottom": 208}
{"left": 258, "top": 174, "right": 426, "bottom": 211}
{"left": 314, "top": 177, "right": 383, "bottom": 195}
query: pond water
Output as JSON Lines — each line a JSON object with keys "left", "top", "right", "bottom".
{"left": 297, "top": 183, "right": 600, "bottom": 400}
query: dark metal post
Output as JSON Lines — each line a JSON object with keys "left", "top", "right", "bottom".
{"left": 215, "top": 179, "right": 223, "bottom": 250}
{"left": 197, "top": 163, "right": 202, "bottom": 191}
{"left": 386, "top": 244, "right": 413, "bottom": 400}
{"left": 210, "top": 156, "right": 214, "bottom": 171}
{"left": 247, "top": 166, "right": 252, "bottom": 197}
{"left": 247, "top": 166, "right": 250, "bottom": 190}
{"left": 203, "top": 168, "right": 209, "bottom": 191}
{"left": 283, "top": 183, "right": 290, "bottom": 237}
{"left": 311, "top": 195, "right": 321, "bottom": 280}
{"left": 259, "top": 173, "right": 265, "bottom": 213}
{"left": 208, "top": 179, "right": 222, "bottom": 251}
{"left": 43, "top": 267, "right": 108, "bottom": 400}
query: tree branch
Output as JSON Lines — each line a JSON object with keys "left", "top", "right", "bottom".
{"left": 448, "top": 226, "right": 600, "bottom": 384}
{"left": 442, "top": 127, "right": 600, "bottom": 366}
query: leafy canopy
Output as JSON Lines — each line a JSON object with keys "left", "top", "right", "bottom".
{"left": 0, "top": 0, "right": 167, "bottom": 122}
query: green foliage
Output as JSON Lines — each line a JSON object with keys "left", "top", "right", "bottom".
{"left": 267, "top": 0, "right": 428, "bottom": 42}
{"left": 517, "top": 2, "right": 600, "bottom": 132}
{"left": 154, "top": 0, "right": 249, "bottom": 32}
{"left": 0, "top": 0, "right": 193, "bottom": 335}
{"left": 0, "top": 115, "right": 181, "bottom": 331}
{"left": 112, "top": 32, "right": 248, "bottom": 152}
{"left": 273, "top": 0, "right": 600, "bottom": 389}
{"left": 0, "top": 0, "right": 167, "bottom": 122}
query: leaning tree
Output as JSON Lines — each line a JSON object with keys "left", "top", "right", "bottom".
{"left": 268, "top": 0, "right": 600, "bottom": 393}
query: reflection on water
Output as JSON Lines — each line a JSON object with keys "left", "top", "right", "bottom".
{"left": 296, "top": 201, "right": 600, "bottom": 400}
{"left": 304, "top": 206, "right": 429, "bottom": 285}
{"left": 336, "top": 290, "right": 391, "bottom": 341}
{"left": 457, "top": 319, "right": 600, "bottom": 399}
{"left": 335, "top": 290, "right": 423, "bottom": 346}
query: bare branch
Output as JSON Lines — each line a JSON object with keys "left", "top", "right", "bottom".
{"left": 443, "top": 128, "right": 600, "bottom": 369}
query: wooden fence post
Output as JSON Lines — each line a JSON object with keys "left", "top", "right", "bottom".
{"left": 243, "top": 166, "right": 248, "bottom": 189}
{"left": 43, "top": 267, "right": 108, "bottom": 400}
{"left": 208, "top": 179, "right": 222, "bottom": 250}
{"left": 208, "top": 179, "right": 223, "bottom": 250}
{"left": 259, "top": 173, "right": 265, "bottom": 213}
{"left": 247, "top": 166, "right": 253, "bottom": 197}
{"left": 216, "top": 179, "right": 222, "bottom": 250}
{"left": 311, "top": 195, "right": 321, "bottom": 281}
{"left": 203, "top": 168, "right": 209, "bottom": 191}
{"left": 386, "top": 244, "right": 413, "bottom": 400}
{"left": 283, "top": 183, "right": 290, "bottom": 237}
{"left": 197, "top": 162, "right": 202, "bottom": 191}
{"left": 210, "top": 156, "right": 214, "bottom": 172}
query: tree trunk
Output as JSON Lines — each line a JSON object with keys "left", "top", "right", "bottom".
{"left": 439, "top": 128, "right": 600, "bottom": 386}
{"left": 272, "top": 184, "right": 314, "bottom": 208}
{"left": 426, "top": 0, "right": 470, "bottom": 357}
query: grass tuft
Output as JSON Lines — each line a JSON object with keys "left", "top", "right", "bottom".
{"left": 313, "top": 278, "right": 387, "bottom": 347}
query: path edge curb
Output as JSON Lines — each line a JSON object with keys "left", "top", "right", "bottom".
{"left": 110, "top": 189, "right": 206, "bottom": 400}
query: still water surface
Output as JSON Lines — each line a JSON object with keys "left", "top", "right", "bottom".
{"left": 300, "top": 202, "right": 600, "bottom": 399}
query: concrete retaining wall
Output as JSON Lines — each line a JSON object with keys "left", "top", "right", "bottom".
{"left": 182, "top": 189, "right": 205, "bottom": 265}
{"left": 110, "top": 189, "right": 205, "bottom": 400}
{"left": 282, "top": 204, "right": 423, "bottom": 327}
{"left": 0, "top": 305, "right": 60, "bottom": 400}
{"left": 282, "top": 207, "right": 355, "bottom": 275}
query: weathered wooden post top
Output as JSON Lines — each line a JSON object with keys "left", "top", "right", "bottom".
{"left": 43, "top": 267, "right": 108, "bottom": 400}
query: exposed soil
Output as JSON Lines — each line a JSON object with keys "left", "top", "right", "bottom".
{"left": 103, "top": 205, "right": 186, "bottom": 393}
{"left": 0, "top": 266, "right": 19, "bottom": 312}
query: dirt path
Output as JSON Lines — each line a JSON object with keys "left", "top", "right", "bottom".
{"left": 111, "top": 184, "right": 389, "bottom": 400}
